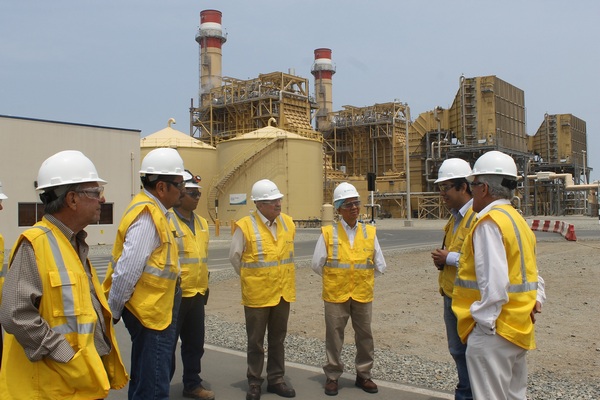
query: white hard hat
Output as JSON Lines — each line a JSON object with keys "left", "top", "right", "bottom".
{"left": 140, "top": 148, "right": 185, "bottom": 177}
{"left": 0, "top": 181, "right": 7, "bottom": 200}
{"left": 183, "top": 170, "right": 202, "bottom": 189}
{"left": 36, "top": 150, "right": 107, "bottom": 191}
{"left": 333, "top": 182, "right": 360, "bottom": 203}
{"left": 434, "top": 158, "right": 471, "bottom": 183}
{"left": 468, "top": 150, "right": 518, "bottom": 181}
{"left": 251, "top": 179, "right": 284, "bottom": 201}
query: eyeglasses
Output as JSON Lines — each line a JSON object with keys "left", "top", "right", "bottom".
{"left": 185, "top": 191, "right": 201, "bottom": 199}
{"left": 437, "top": 183, "right": 455, "bottom": 192}
{"left": 76, "top": 187, "right": 104, "bottom": 199}
{"left": 469, "top": 181, "right": 486, "bottom": 188}
{"left": 162, "top": 180, "right": 186, "bottom": 191}
{"left": 340, "top": 200, "right": 361, "bottom": 209}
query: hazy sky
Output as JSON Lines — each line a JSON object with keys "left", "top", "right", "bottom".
{"left": 2, "top": 1, "right": 599, "bottom": 180}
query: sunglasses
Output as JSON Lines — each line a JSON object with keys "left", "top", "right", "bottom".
{"left": 185, "top": 191, "right": 202, "bottom": 199}
{"left": 162, "top": 180, "right": 186, "bottom": 191}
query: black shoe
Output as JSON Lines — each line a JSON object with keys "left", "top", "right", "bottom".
{"left": 266, "top": 382, "right": 296, "bottom": 398}
{"left": 246, "top": 383, "right": 261, "bottom": 400}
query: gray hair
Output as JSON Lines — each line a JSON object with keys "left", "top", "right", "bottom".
{"left": 477, "top": 175, "right": 514, "bottom": 200}
{"left": 42, "top": 183, "right": 81, "bottom": 214}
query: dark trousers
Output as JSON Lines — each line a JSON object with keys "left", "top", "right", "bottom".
{"left": 244, "top": 298, "right": 290, "bottom": 385}
{"left": 171, "top": 292, "right": 207, "bottom": 391}
{"left": 123, "top": 286, "right": 181, "bottom": 400}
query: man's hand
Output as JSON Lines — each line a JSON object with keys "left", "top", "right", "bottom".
{"left": 431, "top": 248, "right": 448, "bottom": 270}
{"left": 530, "top": 301, "right": 542, "bottom": 324}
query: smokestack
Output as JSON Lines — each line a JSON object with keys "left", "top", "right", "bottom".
{"left": 196, "top": 10, "right": 227, "bottom": 105}
{"left": 311, "top": 48, "right": 336, "bottom": 131}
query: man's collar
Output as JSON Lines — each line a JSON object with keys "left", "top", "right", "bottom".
{"left": 143, "top": 188, "right": 168, "bottom": 214}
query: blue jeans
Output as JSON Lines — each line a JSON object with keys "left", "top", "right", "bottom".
{"left": 443, "top": 295, "right": 472, "bottom": 400}
{"left": 123, "top": 286, "right": 182, "bottom": 400}
{"left": 171, "top": 292, "right": 207, "bottom": 391}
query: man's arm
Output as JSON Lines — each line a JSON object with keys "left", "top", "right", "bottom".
{"left": 311, "top": 234, "right": 327, "bottom": 276}
{"left": 469, "top": 220, "right": 510, "bottom": 334}
{"left": 229, "top": 227, "right": 245, "bottom": 275}
{"left": 0, "top": 241, "right": 75, "bottom": 362}
{"left": 108, "top": 211, "right": 159, "bottom": 321}
{"left": 373, "top": 236, "right": 386, "bottom": 276}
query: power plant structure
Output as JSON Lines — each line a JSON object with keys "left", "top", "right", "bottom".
{"left": 176, "top": 9, "right": 598, "bottom": 224}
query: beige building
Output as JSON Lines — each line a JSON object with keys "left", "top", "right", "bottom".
{"left": 0, "top": 115, "right": 141, "bottom": 250}
{"left": 141, "top": 119, "right": 217, "bottom": 220}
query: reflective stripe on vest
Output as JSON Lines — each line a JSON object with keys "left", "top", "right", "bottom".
{"left": 171, "top": 213, "right": 208, "bottom": 265}
{"left": 32, "top": 226, "right": 94, "bottom": 335}
{"left": 242, "top": 214, "right": 293, "bottom": 268}
{"left": 325, "top": 222, "right": 372, "bottom": 270}
{"left": 454, "top": 207, "right": 538, "bottom": 293}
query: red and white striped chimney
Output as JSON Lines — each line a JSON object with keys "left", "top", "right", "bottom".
{"left": 311, "top": 48, "right": 336, "bottom": 131}
{"left": 196, "top": 10, "right": 227, "bottom": 104}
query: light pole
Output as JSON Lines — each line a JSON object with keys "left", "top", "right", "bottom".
{"left": 404, "top": 103, "right": 413, "bottom": 227}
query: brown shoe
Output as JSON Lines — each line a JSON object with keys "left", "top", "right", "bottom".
{"left": 324, "top": 378, "right": 338, "bottom": 396}
{"left": 266, "top": 382, "right": 296, "bottom": 398}
{"left": 182, "top": 385, "right": 215, "bottom": 400}
{"left": 246, "top": 383, "right": 261, "bottom": 400}
{"left": 355, "top": 376, "right": 378, "bottom": 393}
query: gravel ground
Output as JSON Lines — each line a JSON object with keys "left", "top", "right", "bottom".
{"left": 204, "top": 216, "right": 600, "bottom": 399}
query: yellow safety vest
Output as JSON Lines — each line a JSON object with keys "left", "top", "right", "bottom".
{"left": 453, "top": 205, "right": 538, "bottom": 350}
{"left": 0, "top": 234, "right": 5, "bottom": 306}
{"left": 236, "top": 212, "right": 296, "bottom": 307}
{"left": 439, "top": 207, "right": 477, "bottom": 297}
{"left": 0, "top": 218, "right": 128, "bottom": 399}
{"left": 170, "top": 212, "right": 209, "bottom": 297}
{"left": 321, "top": 222, "right": 376, "bottom": 303}
{"left": 102, "top": 192, "right": 179, "bottom": 330}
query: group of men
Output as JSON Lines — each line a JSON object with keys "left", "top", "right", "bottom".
{"left": 0, "top": 147, "right": 543, "bottom": 400}
{"left": 432, "top": 151, "right": 545, "bottom": 400}
{"left": 0, "top": 148, "right": 213, "bottom": 400}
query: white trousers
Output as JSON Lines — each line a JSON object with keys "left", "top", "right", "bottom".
{"left": 466, "top": 324, "right": 528, "bottom": 400}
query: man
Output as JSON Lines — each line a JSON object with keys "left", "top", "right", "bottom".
{"left": 0, "top": 181, "right": 7, "bottom": 368}
{"left": 430, "top": 158, "right": 475, "bottom": 400}
{"left": 229, "top": 179, "right": 297, "bottom": 400}
{"left": 170, "top": 171, "right": 215, "bottom": 400}
{"left": 453, "top": 150, "right": 542, "bottom": 399}
{"left": 0, "top": 150, "right": 128, "bottom": 399}
{"left": 103, "top": 147, "right": 185, "bottom": 400}
{"left": 311, "top": 182, "right": 386, "bottom": 396}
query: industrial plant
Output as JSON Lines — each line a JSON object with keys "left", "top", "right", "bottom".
{"left": 156, "top": 9, "right": 598, "bottom": 224}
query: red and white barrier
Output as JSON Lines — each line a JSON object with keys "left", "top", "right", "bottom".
{"left": 530, "top": 219, "right": 577, "bottom": 241}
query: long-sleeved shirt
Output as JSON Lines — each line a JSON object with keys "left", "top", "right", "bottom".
{"left": 470, "top": 199, "right": 545, "bottom": 333}
{"left": 229, "top": 209, "right": 279, "bottom": 275}
{"left": 311, "top": 219, "right": 387, "bottom": 276}
{"left": 445, "top": 198, "right": 474, "bottom": 267}
{"left": 0, "top": 214, "right": 111, "bottom": 362}
{"left": 107, "top": 189, "right": 164, "bottom": 320}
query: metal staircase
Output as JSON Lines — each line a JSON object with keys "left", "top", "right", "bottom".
{"left": 206, "top": 136, "right": 283, "bottom": 221}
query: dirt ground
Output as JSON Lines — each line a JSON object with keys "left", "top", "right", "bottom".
{"left": 208, "top": 239, "right": 600, "bottom": 383}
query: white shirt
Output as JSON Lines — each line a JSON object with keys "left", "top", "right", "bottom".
{"left": 311, "top": 219, "right": 387, "bottom": 276}
{"left": 108, "top": 189, "right": 165, "bottom": 320}
{"left": 470, "top": 199, "right": 545, "bottom": 334}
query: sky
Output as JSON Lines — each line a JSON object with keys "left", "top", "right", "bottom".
{"left": 2, "top": 0, "right": 599, "bottom": 180}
